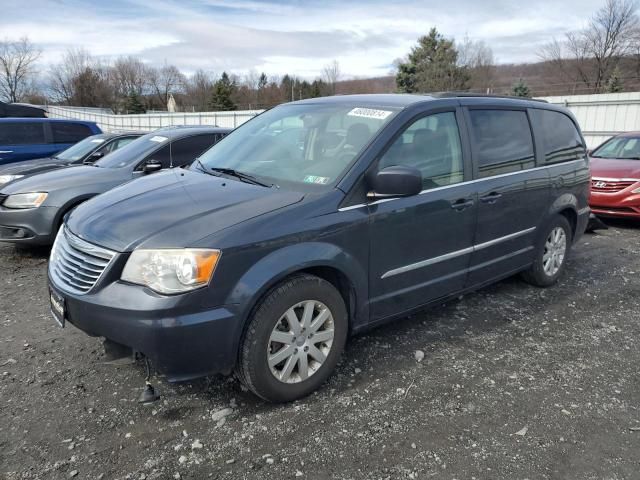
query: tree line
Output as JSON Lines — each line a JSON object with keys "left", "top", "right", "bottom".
{"left": 1, "top": 0, "right": 638, "bottom": 112}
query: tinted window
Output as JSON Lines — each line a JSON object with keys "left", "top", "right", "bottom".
{"left": 145, "top": 144, "right": 171, "bottom": 168}
{"left": 530, "top": 109, "right": 585, "bottom": 164}
{"left": 51, "top": 123, "right": 93, "bottom": 143}
{"left": 379, "top": 112, "right": 464, "bottom": 188}
{"left": 0, "top": 122, "right": 46, "bottom": 145}
{"left": 469, "top": 110, "right": 535, "bottom": 178}
{"left": 170, "top": 134, "right": 219, "bottom": 167}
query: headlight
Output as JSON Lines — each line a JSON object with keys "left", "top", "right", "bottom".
{"left": 121, "top": 249, "right": 221, "bottom": 294}
{"left": 0, "top": 174, "right": 24, "bottom": 186}
{"left": 2, "top": 192, "right": 48, "bottom": 209}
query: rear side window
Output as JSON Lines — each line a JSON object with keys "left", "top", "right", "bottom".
{"left": 530, "top": 109, "right": 585, "bottom": 164}
{"left": 170, "top": 134, "right": 219, "bottom": 167}
{"left": 51, "top": 123, "right": 93, "bottom": 143}
{"left": 0, "top": 122, "right": 46, "bottom": 145}
{"left": 469, "top": 110, "right": 535, "bottom": 178}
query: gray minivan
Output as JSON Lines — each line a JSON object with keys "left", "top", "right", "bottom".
{"left": 49, "top": 94, "right": 590, "bottom": 402}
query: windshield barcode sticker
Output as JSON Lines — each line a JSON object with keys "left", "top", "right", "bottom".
{"left": 90, "top": 139, "right": 106, "bottom": 143}
{"left": 304, "top": 175, "right": 330, "bottom": 185}
{"left": 149, "top": 136, "right": 168, "bottom": 143}
{"left": 347, "top": 108, "right": 392, "bottom": 120}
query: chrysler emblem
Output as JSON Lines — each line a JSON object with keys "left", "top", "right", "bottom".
{"left": 594, "top": 181, "right": 607, "bottom": 188}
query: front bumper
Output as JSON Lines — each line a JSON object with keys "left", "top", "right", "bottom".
{"left": 48, "top": 273, "right": 242, "bottom": 381}
{"left": 0, "top": 205, "right": 59, "bottom": 245}
{"left": 589, "top": 182, "right": 640, "bottom": 219}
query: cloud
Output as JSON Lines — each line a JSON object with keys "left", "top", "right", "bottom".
{"left": 1, "top": 0, "right": 608, "bottom": 78}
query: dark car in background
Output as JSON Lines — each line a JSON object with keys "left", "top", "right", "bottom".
{"left": 0, "top": 118, "right": 101, "bottom": 164}
{"left": 0, "top": 126, "right": 230, "bottom": 245}
{"left": 49, "top": 94, "right": 590, "bottom": 402}
{"left": 589, "top": 132, "right": 640, "bottom": 219}
{"left": 0, "top": 132, "right": 142, "bottom": 187}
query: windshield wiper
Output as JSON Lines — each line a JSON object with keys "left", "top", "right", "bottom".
{"left": 210, "top": 167, "right": 273, "bottom": 188}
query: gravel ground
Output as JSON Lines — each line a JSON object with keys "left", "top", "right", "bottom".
{"left": 2, "top": 221, "right": 640, "bottom": 480}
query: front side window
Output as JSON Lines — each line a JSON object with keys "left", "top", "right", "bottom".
{"left": 591, "top": 136, "right": 640, "bottom": 160}
{"left": 170, "top": 134, "right": 219, "bottom": 167}
{"left": 530, "top": 109, "right": 585, "bottom": 164}
{"left": 469, "top": 109, "right": 535, "bottom": 178}
{"left": 0, "top": 122, "right": 46, "bottom": 145}
{"left": 379, "top": 111, "right": 464, "bottom": 189}
{"left": 196, "top": 104, "right": 399, "bottom": 190}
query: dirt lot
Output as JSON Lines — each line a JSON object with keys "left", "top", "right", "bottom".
{"left": 2, "top": 221, "right": 640, "bottom": 480}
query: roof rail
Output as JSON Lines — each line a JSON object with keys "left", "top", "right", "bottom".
{"left": 429, "top": 92, "right": 548, "bottom": 103}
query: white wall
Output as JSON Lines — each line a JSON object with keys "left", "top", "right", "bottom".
{"left": 48, "top": 92, "right": 640, "bottom": 149}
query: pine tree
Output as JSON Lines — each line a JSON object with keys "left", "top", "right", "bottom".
{"left": 606, "top": 68, "right": 623, "bottom": 93}
{"left": 209, "top": 72, "right": 237, "bottom": 111}
{"left": 396, "top": 28, "right": 470, "bottom": 93}
{"left": 512, "top": 78, "right": 531, "bottom": 97}
{"left": 124, "top": 90, "right": 146, "bottom": 114}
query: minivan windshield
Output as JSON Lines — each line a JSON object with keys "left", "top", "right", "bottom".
{"left": 95, "top": 133, "right": 168, "bottom": 168}
{"left": 55, "top": 135, "right": 108, "bottom": 162}
{"left": 195, "top": 104, "right": 399, "bottom": 189}
{"left": 592, "top": 136, "right": 640, "bottom": 160}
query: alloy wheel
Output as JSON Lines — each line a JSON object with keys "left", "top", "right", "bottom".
{"left": 267, "top": 300, "right": 335, "bottom": 384}
{"left": 542, "top": 226, "right": 567, "bottom": 276}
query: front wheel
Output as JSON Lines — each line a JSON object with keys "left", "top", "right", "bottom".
{"left": 236, "top": 274, "right": 348, "bottom": 402}
{"left": 522, "top": 215, "right": 572, "bottom": 287}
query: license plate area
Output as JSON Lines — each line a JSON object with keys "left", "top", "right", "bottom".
{"left": 49, "top": 287, "right": 66, "bottom": 328}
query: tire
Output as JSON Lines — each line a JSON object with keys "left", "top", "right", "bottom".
{"left": 236, "top": 274, "right": 348, "bottom": 402}
{"left": 522, "top": 215, "right": 572, "bottom": 287}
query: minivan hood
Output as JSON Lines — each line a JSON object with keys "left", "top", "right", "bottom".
{"left": 0, "top": 165, "right": 123, "bottom": 195}
{"left": 590, "top": 157, "right": 640, "bottom": 179}
{"left": 67, "top": 169, "right": 305, "bottom": 252}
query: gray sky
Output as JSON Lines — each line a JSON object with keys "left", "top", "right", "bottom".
{"left": 2, "top": 0, "right": 605, "bottom": 78}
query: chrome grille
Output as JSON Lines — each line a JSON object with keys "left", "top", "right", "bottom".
{"left": 591, "top": 179, "right": 637, "bottom": 193}
{"left": 49, "top": 227, "right": 116, "bottom": 294}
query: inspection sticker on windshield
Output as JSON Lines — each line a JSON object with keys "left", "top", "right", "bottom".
{"left": 304, "top": 175, "right": 330, "bottom": 185}
{"left": 347, "top": 107, "right": 392, "bottom": 120}
{"left": 149, "top": 135, "right": 168, "bottom": 143}
{"left": 90, "top": 139, "right": 106, "bottom": 143}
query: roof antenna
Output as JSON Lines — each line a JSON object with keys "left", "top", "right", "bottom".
{"left": 138, "top": 357, "right": 160, "bottom": 404}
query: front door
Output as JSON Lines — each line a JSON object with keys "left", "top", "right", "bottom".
{"left": 368, "top": 110, "right": 477, "bottom": 321}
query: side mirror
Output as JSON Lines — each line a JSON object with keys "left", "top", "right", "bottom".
{"left": 83, "top": 151, "right": 104, "bottom": 164}
{"left": 143, "top": 160, "right": 163, "bottom": 174}
{"left": 367, "top": 165, "right": 422, "bottom": 199}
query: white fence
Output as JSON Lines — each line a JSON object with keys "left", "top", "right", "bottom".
{"left": 48, "top": 92, "right": 640, "bottom": 148}
{"left": 47, "top": 106, "right": 263, "bottom": 132}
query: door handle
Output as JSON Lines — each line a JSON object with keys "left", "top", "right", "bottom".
{"left": 480, "top": 192, "right": 503, "bottom": 204}
{"left": 451, "top": 198, "right": 474, "bottom": 211}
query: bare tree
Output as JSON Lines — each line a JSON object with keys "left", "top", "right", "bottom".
{"left": 322, "top": 60, "right": 341, "bottom": 95}
{"left": 49, "top": 48, "right": 93, "bottom": 104}
{"left": 458, "top": 36, "right": 495, "bottom": 92}
{"left": 111, "top": 56, "right": 149, "bottom": 99}
{"left": 148, "top": 63, "right": 186, "bottom": 109}
{"left": 184, "top": 70, "right": 215, "bottom": 111}
{"left": 0, "top": 37, "right": 41, "bottom": 103}
{"left": 540, "top": 0, "right": 639, "bottom": 92}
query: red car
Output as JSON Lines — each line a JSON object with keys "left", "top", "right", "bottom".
{"left": 589, "top": 132, "right": 640, "bottom": 218}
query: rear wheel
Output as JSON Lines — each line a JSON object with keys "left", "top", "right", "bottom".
{"left": 236, "top": 274, "right": 348, "bottom": 402}
{"left": 522, "top": 215, "right": 572, "bottom": 287}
